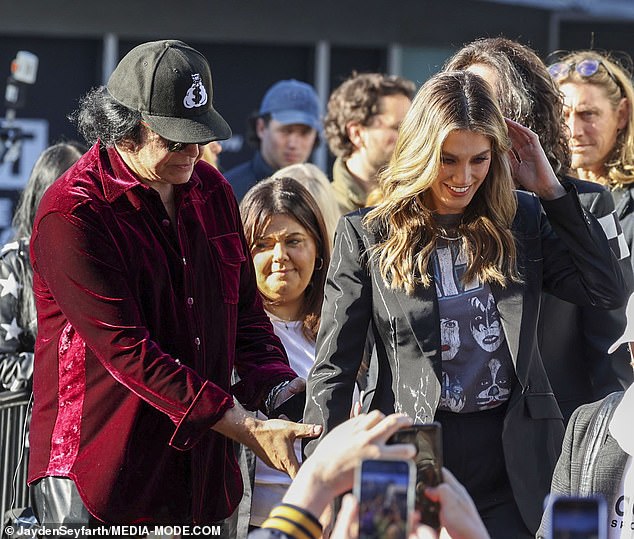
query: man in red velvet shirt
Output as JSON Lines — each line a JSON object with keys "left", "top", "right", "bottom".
{"left": 27, "top": 40, "right": 320, "bottom": 527}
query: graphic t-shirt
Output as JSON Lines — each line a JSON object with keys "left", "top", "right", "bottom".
{"left": 432, "top": 223, "right": 515, "bottom": 413}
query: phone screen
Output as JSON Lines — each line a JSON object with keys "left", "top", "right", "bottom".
{"left": 355, "top": 459, "right": 415, "bottom": 539}
{"left": 387, "top": 422, "right": 443, "bottom": 529}
{"left": 551, "top": 496, "right": 607, "bottom": 539}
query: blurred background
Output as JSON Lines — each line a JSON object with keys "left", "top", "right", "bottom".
{"left": 1, "top": 0, "right": 633, "bottom": 237}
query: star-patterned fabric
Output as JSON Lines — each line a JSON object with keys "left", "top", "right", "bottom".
{"left": 0, "top": 238, "right": 34, "bottom": 392}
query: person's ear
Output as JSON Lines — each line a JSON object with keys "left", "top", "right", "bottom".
{"left": 617, "top": 97, "right": 630, "bottom": 131}
{"left": 256, "top": 117, "right": 267, "bottom": 140}
{"left": 117, "top": 130, "right": 141, "bottom": 153}
{"left": 346, "top": 121, "right": 365, "bottom": 151}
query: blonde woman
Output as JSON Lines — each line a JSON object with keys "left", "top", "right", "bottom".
{"left": 304, "top": 71, "right": 626, "bottom": 538}
{"left": 271, "top": 163, "right": 342, "bottom": 245}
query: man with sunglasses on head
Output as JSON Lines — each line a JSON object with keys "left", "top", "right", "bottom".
{"left": 550, "top": 51, "right": 634, "bottom": 274}
{"left": 27, "top": 40, "right": 320, "bottom": 527}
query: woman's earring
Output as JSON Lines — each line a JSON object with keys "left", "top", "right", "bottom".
{"left": 315, "top": 257, "right": 324, "bottom": 270}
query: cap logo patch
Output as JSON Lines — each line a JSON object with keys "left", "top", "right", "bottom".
{"left": 183, "top": 73, "right": 208, "bottom": 109}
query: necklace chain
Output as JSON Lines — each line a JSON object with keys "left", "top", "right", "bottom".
{"left": 437, "top": 227, "right": 462, "bottom": 241}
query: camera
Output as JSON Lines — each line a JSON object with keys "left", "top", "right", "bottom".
{"left": 1, "top": 51, "right": 39, "bottom": 167}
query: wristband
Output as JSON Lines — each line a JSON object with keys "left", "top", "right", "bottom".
{"left": 265, "top": 380, "right": 291, "bottom": 416}
{"left": 261, "top": 503, "right": 322, "bottom": 539}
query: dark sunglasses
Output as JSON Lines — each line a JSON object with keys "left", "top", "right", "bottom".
{"left": 140, "top": 122, "right": 211, "bottom": 152}
{"left": 548, "top": 58, "right": 621, "bottom": 91}
{"left": 164, "top": 139, "right": 214, "bottom": 152}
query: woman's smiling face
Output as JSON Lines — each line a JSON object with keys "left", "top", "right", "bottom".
{"left": 251, "top": 213, "right": 318, "bottom": 311}
{"left": 425, "top": 129, "right": 492, "bottom": 215}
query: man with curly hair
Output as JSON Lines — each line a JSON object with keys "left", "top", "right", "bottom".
{"left": 324, "top": 72, "right": 415, "bottom": 212}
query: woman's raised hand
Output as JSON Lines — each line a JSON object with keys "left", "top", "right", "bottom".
{"left": 505, "top": 118, "right": 566, "bottom": 200}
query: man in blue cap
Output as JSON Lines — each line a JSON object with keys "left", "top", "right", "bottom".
{"left": 224, "top": 79, "right": 321, "bottom": 201}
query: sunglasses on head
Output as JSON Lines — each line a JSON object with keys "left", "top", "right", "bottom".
{"left": 548, "top": 58, "right": 621, "bottom": 90}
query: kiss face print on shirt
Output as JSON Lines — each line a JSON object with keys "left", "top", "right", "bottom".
{"left": 434, "top": 241, "right": 514, "bottom": 413}
{"left": 440, "top": 318, "right": 460, "bottom": 361}
{"left": 469, "top": 293, "right": 505, "bottom": 353}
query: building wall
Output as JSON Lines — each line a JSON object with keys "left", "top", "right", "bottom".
{"left": 1, "top": 1, "right": 633, "bottom": 172}
{"left": 1, "top": 0, "right": 551, "bottom": 47}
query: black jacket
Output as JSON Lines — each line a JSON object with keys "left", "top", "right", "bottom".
{"left": 613, "top": 185, "right": 634, "bottom": 277}
{"left": 537, "top": 177, "right": 633, "bottom": 422}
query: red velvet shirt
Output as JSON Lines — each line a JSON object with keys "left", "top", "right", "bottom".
{"left": 28, "top": 143, "right": 296, "bottom": 524}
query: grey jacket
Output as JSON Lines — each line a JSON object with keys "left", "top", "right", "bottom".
{"left": 537, "top": 392, "right": 627, "bottom": 538}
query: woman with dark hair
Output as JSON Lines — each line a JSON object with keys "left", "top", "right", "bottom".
{"left": 240, "top": 176, "right": 330, "bottom": 526}
{"left": 303, "top": 70, "right": 626, "bottom": 538}
{"left": 0, "top": 142, "right": 84, "bottom": 392}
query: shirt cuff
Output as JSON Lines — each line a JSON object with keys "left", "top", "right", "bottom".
{"left": 169, "top": 380, "right": 234, "bottom": 450}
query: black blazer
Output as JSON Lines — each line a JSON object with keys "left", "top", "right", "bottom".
{"left": 304, "top": 186, "right": 626, "bottom": 533}
{"left": 537, "top": 177, "right": 633, "bottom": 422}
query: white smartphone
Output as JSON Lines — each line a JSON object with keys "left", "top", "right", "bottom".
{"left": 354, "top": 458, "right": 416, "bottom": 539}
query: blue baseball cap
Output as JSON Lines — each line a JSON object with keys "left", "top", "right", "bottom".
{"left": 259, "top": 79, "right": 321, "bottom": 131}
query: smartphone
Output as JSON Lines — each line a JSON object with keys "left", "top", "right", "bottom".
{"left": 387, "top": 422, "right": 443, "bottom": 529}
{"left": 268, "top": 391, "right": 306, "bottom": 423}
{"left": 354, "top": 458, "right": 415, "bottom": 539}
{"left": 550, "top": 495, "right": 607, "bottom": 539}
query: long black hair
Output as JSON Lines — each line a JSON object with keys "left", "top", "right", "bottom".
{"left": 12, "top": 142, "right": 85, "bottom": 240}
{"left": 11, "top": 141, "right": 85, "bottom": 332}
{"left": 71, "top": 86, "right": 142, "bottom": 147}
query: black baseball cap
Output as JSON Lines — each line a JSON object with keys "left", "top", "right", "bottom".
{"left": 107, "top": 40, "right": 231, "bottom": 144}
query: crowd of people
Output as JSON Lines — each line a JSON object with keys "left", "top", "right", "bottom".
{"left": 1, "top": 34, "right": 634, "bottom": 539}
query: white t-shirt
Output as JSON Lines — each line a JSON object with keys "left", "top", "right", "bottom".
{"left": 251, "top": 313, "right": 315, "bottom": 525}
{"left": 608, "top": 384, "right": 634, "bottom": 538}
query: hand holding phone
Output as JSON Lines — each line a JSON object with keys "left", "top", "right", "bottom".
{"left": 387, "top": 422, "right": 443, "bottom": 529}
{"left": 354, "top": 458, "right": 415, "bottom": 539}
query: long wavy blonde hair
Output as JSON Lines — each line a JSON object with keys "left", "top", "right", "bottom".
{"left": 365, "top": 71, "right": 520, "bottom": 294}
{"left": 553, "top": 50, "right": 634, "bottom": 187}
